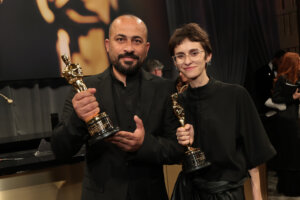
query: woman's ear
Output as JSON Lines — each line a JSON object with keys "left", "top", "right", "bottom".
{"left": 206, "top": 53, "right": 212, "bottom": 63}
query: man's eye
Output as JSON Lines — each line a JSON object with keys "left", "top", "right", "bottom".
{"left": 133, "top": 39, "right": 142, "bottom": 44}
{"left": 116, "top": 38, "right": 125, "bottom": 42}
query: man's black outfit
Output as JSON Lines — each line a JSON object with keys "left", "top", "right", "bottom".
{"left": 51, "top": 67, "right": 184, "bottom": 200}
{"left": 172, "top": 78, "right": 276, "bottom": 200}
{"left": 271, "top": 75, "right": 300, "bottom": 196}
{"left": 252, "top": 62, "right": 279, "bottom": 170}
{"left": 254, "top": 62, "right": 276, "bottom": 115}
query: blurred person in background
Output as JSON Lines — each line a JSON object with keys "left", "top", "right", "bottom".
{"left": 143, "top": 58, "right": 165, "bottom": 77}
{"left": 270, "top": 52, "right": 300, "bottom": 196}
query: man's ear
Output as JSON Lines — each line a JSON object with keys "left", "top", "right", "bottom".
{"left": 145, "top": 42, "right": 150, "bottom": 55}
{"left": 105, "top": 39, "right": 110, "bottom": 53}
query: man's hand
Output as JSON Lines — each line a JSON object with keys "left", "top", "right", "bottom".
{"left": 107, "top": 115, "right": 145, "bottom": 152}
{"left": 72, "top": 88, "right": 100, "bottom": 122}
{"left": 176, "top": 124, "right": 194, "bottom": 146}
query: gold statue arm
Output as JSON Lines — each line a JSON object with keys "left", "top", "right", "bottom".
{"left": 61, "top": 55, "right": 87, "bottom": 92}
{"left": 61, "top": 54, "right": 96, "bottom": 122}
{"left": 171, "top": 93, "right": 185, "bottom": 126}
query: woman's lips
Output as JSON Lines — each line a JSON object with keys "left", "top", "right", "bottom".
{"left": 183, "top": 66, "right": 195, "bottom": 71}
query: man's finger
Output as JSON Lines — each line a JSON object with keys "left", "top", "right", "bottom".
{"left": 184, "top": 124, "right": 191, "bottom": 131}
{"left": 114, "top": 131, "right": 133, "bottom": 139}
{"left": 73, "top": 89, "right": 96, "bottom": 100}
{"left": 177, "top": 127, "right": 186, "bottom": 132}
{"left": 110, "top": 140, "right": 130, "bottom": 151}
{"left": 87, "top": 88, "right": 97, "bottom": 94}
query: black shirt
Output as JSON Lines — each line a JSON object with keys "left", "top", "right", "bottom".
{"left": 111, "top": 68, "right": 141, "bottom": 132}
{"left": 179, "top": 78, "right": 276, "bottom": 182}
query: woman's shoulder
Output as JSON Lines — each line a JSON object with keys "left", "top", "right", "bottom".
{"left": 212, "top": 79, "right": 246, "bottom": 93}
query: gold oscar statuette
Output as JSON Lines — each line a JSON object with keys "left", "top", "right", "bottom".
{"left": 171, "top": 93, "right": 211, "bottom": 173}
{"left": 61, "top": 55, "right": 119, "bottom": 145}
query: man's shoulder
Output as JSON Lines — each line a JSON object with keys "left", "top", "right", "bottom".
{"left": 83, "top": 68, "right": 110, "bottom": 82}
{"left": 142, "top": 70, "right": 175, "bottom": 87}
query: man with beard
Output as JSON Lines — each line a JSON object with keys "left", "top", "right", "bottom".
{"left": 51, "top": 15, "right": 184, "bottom": 200}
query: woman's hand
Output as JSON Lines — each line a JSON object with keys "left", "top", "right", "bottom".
{"left": 176, "top": 124, "right": 194, "bottom": 146}
{"left": 292, "top": 88, "right": 300, "bottom": 100}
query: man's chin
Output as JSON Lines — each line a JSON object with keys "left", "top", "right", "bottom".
{"left": 122, "top": 60, "right": 137, "bottom": 66}
{"left": 114, "top": 63, "right": 140, "bottom": 76}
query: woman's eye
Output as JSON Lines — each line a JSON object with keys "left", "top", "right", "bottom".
{"left": 191, "top": 51, "right": 199, "bottom": 57}
{"left": 176, "top": 55, "right": 185, "bottom": 60}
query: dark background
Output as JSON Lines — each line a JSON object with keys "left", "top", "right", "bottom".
{"left": 0, "top": 0, "right": 279, "bottom": 144}
{"left": 0, "top": 0, "right": 173, "bottom": 81}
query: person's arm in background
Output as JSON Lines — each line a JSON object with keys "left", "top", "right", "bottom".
{"left": 272, "top": 76, "right": 300, "bottom": 104}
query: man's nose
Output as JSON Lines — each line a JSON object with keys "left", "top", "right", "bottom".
{"left": 124, "top": 41, "right": 134, "bottom": 52}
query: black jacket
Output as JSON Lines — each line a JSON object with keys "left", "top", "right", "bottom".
{"left": 51, "top": 67, "right": 184, "bottom": 200}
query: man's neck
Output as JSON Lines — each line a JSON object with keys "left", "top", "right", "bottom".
{"left": 113, "top": 67, "right": 127, "bottom": 86}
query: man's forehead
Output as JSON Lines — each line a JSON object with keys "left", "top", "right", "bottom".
{"left": 110, "top": 16, "right": 147, "bottom": 38}
{"left": 113, "top": 16, "right": 143, "bottom": 26}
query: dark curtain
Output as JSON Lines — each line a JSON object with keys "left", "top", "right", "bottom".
{"left": 245, "top": 0, "right": 281, "bottom": 96}
{"left": 165, "top": 0, "right": 280, "bottom": 85}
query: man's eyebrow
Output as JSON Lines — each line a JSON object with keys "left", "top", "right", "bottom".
{"left": 115, "top": 34, "right": 126, "bottom": 38}
{"left": 114, "top": 34, "right": 143, "bottom": 40}
{"left": 132, "top": 36, "right": 143, "bottom": 40}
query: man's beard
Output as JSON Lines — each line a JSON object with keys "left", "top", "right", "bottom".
{"left": 111, "top": 52, "right": 143, "bottom": 76}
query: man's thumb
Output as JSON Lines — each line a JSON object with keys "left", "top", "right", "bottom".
{"left": 134, "top": 115, "right": 144, "bottom": 130}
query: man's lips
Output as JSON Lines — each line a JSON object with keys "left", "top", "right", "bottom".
{"left": 121, "top": 57, "right": 137, "bottom": 61}
{"left": 118, "top": 54, "right": 139, "bottom": 60}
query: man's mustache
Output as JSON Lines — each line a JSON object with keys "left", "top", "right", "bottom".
{"left": 118, "top": 53, "right": 139, "bottom": 60}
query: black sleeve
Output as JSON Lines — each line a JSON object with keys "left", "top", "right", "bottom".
{"left": 237, "top": 87, "right": 276, "bottom": 169}
{"left": 51, "top": 88, "right": 90, "bottom": 160}
{"left": 272, "top": 76, "right": 297, "bottom": 104}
